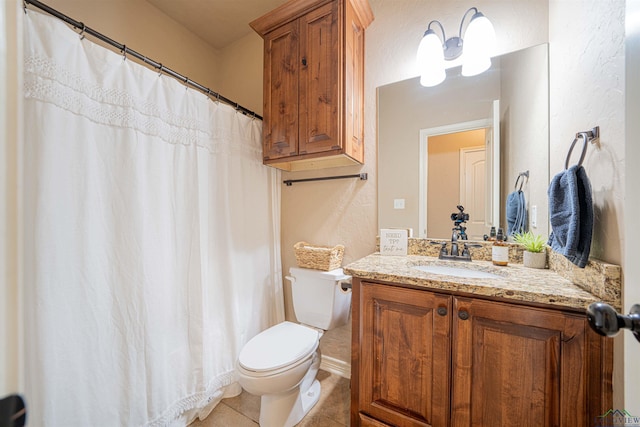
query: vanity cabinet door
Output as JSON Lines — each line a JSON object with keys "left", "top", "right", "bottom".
{"left": 359, "top": 282, "right": 452, "bottom": 427}
{"left": 451, "top": 297, "right": 611, "bottom": 427}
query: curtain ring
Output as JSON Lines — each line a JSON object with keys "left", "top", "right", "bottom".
{"left": 564, "top": 133, "right": 589, "bottom": 169}
{"left": 79, "top": 23, "right": 86, "bottom": 40}
{"left": 157, "top": 64, "right": 164, "bottom": 77}
{"left": 23, "top": 0, "right": 27, "bottom": 14}
{"left": 121, "top": 45, "right": 127, "bottom": 61}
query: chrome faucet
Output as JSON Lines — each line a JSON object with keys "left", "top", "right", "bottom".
{"left": 430, "top": 205, "right": 479, "bottom": 261}
{"left": 450, "top": 228, "right": 460, "bottom": 257}
{"left": 432, "top": 238, "right": 481, "bottom": 262}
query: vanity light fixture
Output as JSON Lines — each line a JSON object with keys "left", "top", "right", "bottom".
{"left": 417, "top": 7, "right": 496, "bottom": 87}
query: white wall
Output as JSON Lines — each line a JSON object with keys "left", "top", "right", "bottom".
{"left": 549, "top": 0, "right": 625, "bottom": 265}
{"left": 549, "top": 0, "right": 627, "bottom": 409}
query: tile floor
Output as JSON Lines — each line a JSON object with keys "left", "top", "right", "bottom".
{"left": 190, "top": 370, "right": 351, "bottom": 427}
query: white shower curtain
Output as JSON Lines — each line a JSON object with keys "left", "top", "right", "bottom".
{"left": 22, "top": 10, "right": 284, "bottom": 426}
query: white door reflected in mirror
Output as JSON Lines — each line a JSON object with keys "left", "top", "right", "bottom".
{"left": 418, "top": 115, "right": 498, "bottom": 240}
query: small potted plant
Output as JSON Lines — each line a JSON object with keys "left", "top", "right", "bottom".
{"left": 513, "top": 231, "right": 547, "bottom": 269}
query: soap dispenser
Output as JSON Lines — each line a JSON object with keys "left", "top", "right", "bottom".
{"left": 492, "top": 228, "right": 508, "bottom": 266}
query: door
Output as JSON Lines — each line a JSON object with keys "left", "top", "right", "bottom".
{"left": 459, "top": 147, "right": 486, "bottom": 240}
{"left": 360, "top": 282, "right": 451, "bottom": 427}
{"left": 419, "top": 119, "right": 493, "bottom": 239}
{"left": 298, "top": 1, "right": 340, "bottom": 155}
{"left": 451, "top": 297, "right": 594, "bottom": 427}
{"left": 262, "top": 20, "right": 299, "bottom": 160}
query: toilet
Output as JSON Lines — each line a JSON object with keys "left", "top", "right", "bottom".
{"left": 237, "top": 267, "right": 352, "bottom": 427}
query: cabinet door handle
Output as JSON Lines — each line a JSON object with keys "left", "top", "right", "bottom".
{"left": 458, "top": 310, "right": 470, "bottom": 321}
{"left": 437, "top": 307, "right": 448, "bottom": 317}
{"left": 302, "top": 57, "right": 307, "bottom": 66}
{"left": 587, "top": 302, "right": 640, "bottom": 343}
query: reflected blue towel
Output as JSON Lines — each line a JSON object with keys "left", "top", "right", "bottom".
{"left": 506, "top": 190, "right": 527, "bottom": 236}
{"left": 548, "top": 165, "right": 593, "bottom": 268}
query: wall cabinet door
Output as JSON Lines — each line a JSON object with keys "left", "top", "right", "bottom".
{"left": 262, "top": 20, "right": 299, "bottom": 160}
{"left": 298, "top": 1, "right": 340, "bottom": 155}
{"left": 359, "top": 282, "right": 452, "bottom": 427}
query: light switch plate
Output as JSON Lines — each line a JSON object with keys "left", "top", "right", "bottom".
{"left": 531, "top": 205, "right": 537, "bottom": 228}
{"left": 394, "top": 199, "right": 405, "bottom": 209}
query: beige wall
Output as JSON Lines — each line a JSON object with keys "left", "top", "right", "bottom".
{"left": 45, "top": 0, "right": 222, "bottom": 94}
{"left": 499, "top": 45, "right": 550, "bottom": 239}
{"left": 217, "top": 32, "right": 264, "bottom": 117}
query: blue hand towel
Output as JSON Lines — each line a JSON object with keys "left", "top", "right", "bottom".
{"left": 547, "top": 165, "right": 593, "bottom": 268}
{"left": 506, "top": 190, "right": 527, "bottom": 236}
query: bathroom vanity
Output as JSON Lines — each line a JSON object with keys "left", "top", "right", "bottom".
{"left": 344, "top": 247, "right": 618, "bottom": 426}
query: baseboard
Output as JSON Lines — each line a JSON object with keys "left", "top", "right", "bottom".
{"left": 320, "top": 355, "right": 351, "bottom": 379}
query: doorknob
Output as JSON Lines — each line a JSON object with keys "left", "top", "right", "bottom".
{"left": 586, "top": 302, "right": 640, "bottom": 343}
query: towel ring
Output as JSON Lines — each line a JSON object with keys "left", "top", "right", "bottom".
{"left": 514, "top": 171, "right": 528, "bottom": 191}
{"left": 564, "top": 132, "right": 589, "bottom": 170}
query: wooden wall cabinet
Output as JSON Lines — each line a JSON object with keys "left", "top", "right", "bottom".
{"left": 351, "top": 280, "right": 613, "bottom": 427}
{"left": 250, "top": 0, "right": 373, "bottom": 171}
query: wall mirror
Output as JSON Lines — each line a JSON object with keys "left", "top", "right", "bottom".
{"left": 378, "top": 43, "right": 549, "bottom": 241}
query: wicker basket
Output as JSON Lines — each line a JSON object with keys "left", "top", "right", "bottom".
{"left": 294, "top": 241, "right": 345, "bottom": 271}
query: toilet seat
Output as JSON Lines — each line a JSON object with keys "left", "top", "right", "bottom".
{"left": 238, "top": 322, "right": 319, "bottom": 375}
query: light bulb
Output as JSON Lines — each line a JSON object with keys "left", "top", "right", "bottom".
{"left": 461, "top": 12, "right": 496, "bottom": 77}
{"left": 417, "top": 29, "right": 446, "bottom": 87}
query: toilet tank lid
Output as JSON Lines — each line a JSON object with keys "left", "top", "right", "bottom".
{"left": 289, "top": 267, "right": 351, "bottom": 281}
{"left": 238, "top": 322, "right": 319, "bottom": 372}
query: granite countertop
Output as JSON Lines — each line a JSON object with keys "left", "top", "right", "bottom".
{"left": 343, "top": 253, "right": 605, "bottom": 311}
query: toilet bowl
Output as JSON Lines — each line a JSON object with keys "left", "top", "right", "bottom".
{"left": 237, "top": 321, "right": 322, "bottom": 427}
{"left": 237, "top": 267, "right": 351, "bottom": 427}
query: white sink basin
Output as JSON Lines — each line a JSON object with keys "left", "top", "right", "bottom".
{"left": 412, "top": 265, "right": 502, "bottom": 279}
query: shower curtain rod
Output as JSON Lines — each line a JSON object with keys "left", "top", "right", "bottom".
{"left": 23, "top": 0, "right": 263, "bottom": 121}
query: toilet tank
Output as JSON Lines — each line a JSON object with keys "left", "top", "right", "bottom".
{"left": 288, "top": 267, "right": 352, "bottom": 330}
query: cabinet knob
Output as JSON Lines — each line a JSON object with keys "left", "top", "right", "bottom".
{"left": 302, "top": 57, "right": 307, "bottom": 66}
{"left": 437, "top": 307, "right": 447, "bottom": 317}
{"left": 458, "top": 310, "right": 470, "bottom": 321}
